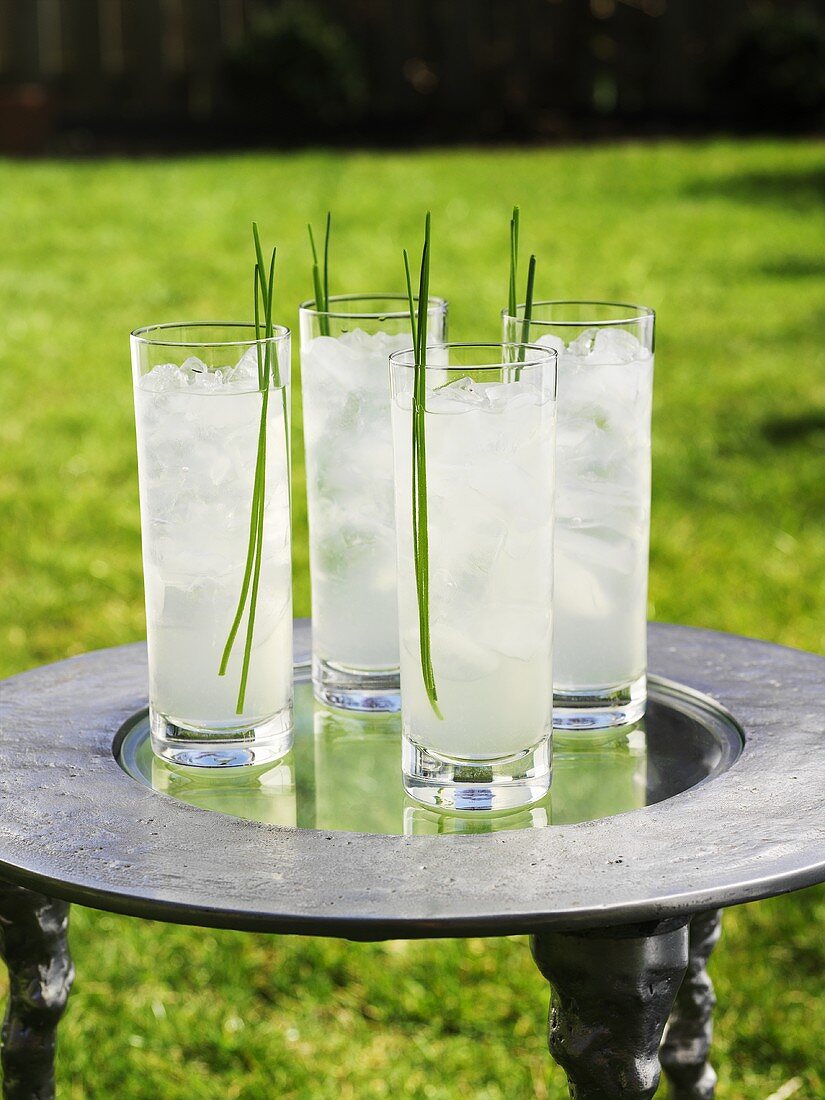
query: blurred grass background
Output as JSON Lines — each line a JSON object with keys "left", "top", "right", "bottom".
{"left": 1, "top": 139, "right": 824, "bottom": 1097}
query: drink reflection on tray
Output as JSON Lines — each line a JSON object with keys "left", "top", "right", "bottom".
{"left": 404, "top": 804, "right": 550, "bottom": 835}
{"left": 550, "top": 723, "right": 647, "bottom": 825}
{"left": 313, "top": 705, "right": 405, "bottom": 834}
{"left": 312, "top": 701, "right": 647, "bottom": 834}
{"left": 151, "top": 753, "right": 298, "bottom": 828}
{"left": 145, "top": 689, "right": 648, "bottom": 836}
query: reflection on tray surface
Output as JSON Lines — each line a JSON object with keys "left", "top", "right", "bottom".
{"left": 122, "top": 681, "right": 739, "bottom": 836}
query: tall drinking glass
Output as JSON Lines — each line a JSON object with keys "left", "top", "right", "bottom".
{"left": 299, "top": 294, "right": 447, "bottom": 711}
{"left": 390, "top": 343, "right": 557, "bottom": 810}
{"left": 503, "top": 301, "right": 654, "bottom": 728}
{"left": 131, "top": 322, "right": 293, "bottom": 767}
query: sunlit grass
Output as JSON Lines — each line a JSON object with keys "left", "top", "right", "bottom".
{"left": 0, "top": 139, "right": 823, "bottom": 1097}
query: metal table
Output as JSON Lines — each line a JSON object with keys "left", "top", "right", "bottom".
{"left": 1, "top": 621, "right": 823, "bottom": 1099}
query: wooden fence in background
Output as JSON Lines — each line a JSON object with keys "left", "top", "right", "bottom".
{"left": 0, "top": 0, "right": 803, "bottom": 150}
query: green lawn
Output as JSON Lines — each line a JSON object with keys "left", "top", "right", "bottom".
{"left": 1, "top": 139, "right": 824, "bottom": 1098}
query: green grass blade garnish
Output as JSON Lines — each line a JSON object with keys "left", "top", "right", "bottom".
{"left": 308, "top": 222, "right": 319, "bottom": 269}
{"left": 308, "top": 214, "right": 331, "bottom": 336}
{"left": 219, "top": 223, "right": 284, "bottom": 715}
{"left": 323, "top": 211, "right": 331, "bottom": 312}
{"left": 405, "top": 212, "right": 442, "bottom": 720}
{"left": 507, "top": 206, "right": 537, "bottom": 367}
{"left": 308, "top": 224, "right": 323, "bottom": 302}
{"left": 253, "top": 263, "right": 264, "bottom": 388}
{"left": 403, "top": 245, "right": 421, "bottom": 690}
{"left": 508, "top": 204, "right": 519, "bottom": 317}
{"left": 405, "top": 255, "right": 422, "bottom": 689}
{"left": 220, "top": 265, "right": 266, "bottom": 680}
{"left": 308, "top": 222, "right": 319, "bottom": 265}
{"left": 264, "top": 245, "right": 277, "bottom": 386}
{"left": 523, "top": 253, "right": 536, "bottom": 333}
{"left": 252, "top": 222, "right": 267, "bottom": 297}
{"left": 517, "top": 253, "right": 537, "bottom": 367}
{"left": 403, "top": 249, "right": 417, "bottom": 350}
{"left": 237, "top": 406, "right": 267, "bottom": 711}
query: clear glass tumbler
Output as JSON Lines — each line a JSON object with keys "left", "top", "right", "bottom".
{"left": 390, "top": 342, "right": 557, "bottom": 810}
{"left": 131, "top": 322, "right": 293, "bottom": 767}
{"left": 299, "top": 294, "right": 447, "bottom": 712}
{"left": 503, "top": 301, "right": 655, "bottom": 728}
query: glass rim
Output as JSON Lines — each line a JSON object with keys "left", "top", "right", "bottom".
{"left": 298, "top": 293, "right": 448, "bottom": 320}
{"left": 389, "top": 341, "right": 558, "bottom": 372}
{"left": 501, "top": 299, "right": 655, "bottom": 327}
{"left": 130, "top": 320, "right": 291, "bottom": 348}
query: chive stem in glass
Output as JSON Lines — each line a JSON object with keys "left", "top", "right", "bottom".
{"left": 389, "top": 341, "right": 557, "bottom": 810}
{"left": 502, "top": 300, "right": 655, "bottom": 729}
{"left": 299, "top": 294, "right": 447, "bottom": 712}
{"left": 130, "top": 321, "right": 293, "bottom": 767}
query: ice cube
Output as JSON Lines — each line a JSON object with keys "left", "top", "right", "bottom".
{"left": 556, "top": 413, "right": 599, "bottom": 452}
{"left": 338, "top": 327, "right": 397, "bottom": 355}
{"left": 483, "top": 380, "right": 541, "bottom": 413}
{"left": 340, "top": 514, "right": 394, "bottom": 552}
{"left": 192, "top": 368, "right": 227, "bottom": 393}
{"left": 568, "top": 328, "right": 599, "bottom": 357}
{"left": 426, "top": 376, "right": 486, "bottom": 414}
{"left": 227, "top": 345, "right": 267, "bottom": 389}
{"left": 452, "top": 604, "right": 551, "bottom": 663}
{"left": 157, "top": 583, "right": 194, "bottom": 626}
{"left": 428, "top": 516, "right": 508, "bottom": 602}
{"left": 553, "top": 551, "right": 613, "bottom": 618}
{"left": 564, "top": 525, "right": 638, "bottom": 575}
{"left": 502, "top": 518, "right": 548, "bottom": 563}
{"left": 337, "top": 390, "right": 371, "bottom": 438}
{"left": 305, "top": 329, "right": 413, "bottom": 391}
{"left": 590, "top": 328, "right": 646, "bottom": 365}
{"left": 488, "top": 602, "right": 552, "bottom": 660}
{"left": 141, "top": 362, "right": 190, "bottom": 393}
{"left": 534, "top": 333, "right": 566, "bottom": 356}
{"left": 181, "top": 355, "right": 209, "bottom": 379}
{"left": 336, "top": 328, "right": 372, "bottom": 353}
{"left": 428, "top": 623, "right": 501, "bottom": 682}
{"left": 466, "top": 462, "right": 549, "bottom": 532}
{"left": 207, "top": 448, "right": 234, "bottom": 486}
{"left": 302, "top": 335, "right": 360, "bottom": 388}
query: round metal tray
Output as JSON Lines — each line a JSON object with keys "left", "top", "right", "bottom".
{"left": 3, "top": 622, "right": 822, "bottom": 938}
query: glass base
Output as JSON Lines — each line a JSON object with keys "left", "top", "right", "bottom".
{"left": 402, "top": 734, "right": 551, "bottom": 811}
{"left": 150, "top": 705, "right": 293, "bottom": 768}
{"left": 553, "top": 674, "right": 646, "bottom": 730}
{"left": 312, "top": 656, "right": 400, "bottom": 713}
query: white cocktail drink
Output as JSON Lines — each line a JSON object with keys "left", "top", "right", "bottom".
{"left": 503, "top": 302, "right": 655, "bottom": 727}
{"left": 301, "top": 329, "right": 413, "bottom": 670}
{"left": 133, "top": 343, "right": 292, "bottom": 749}
{"left": 299, "top": 296, "right": 447, "bottom": 710}
{"left": 537, "top": 327, "right": 653, "bottom": 702}
{"left": 391, "top": 363, "right": 555, "bottom": 776}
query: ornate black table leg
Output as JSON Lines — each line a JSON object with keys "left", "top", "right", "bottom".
{"left": 531, "top": 919, "right": 690, "bottom": 1100}
{"left": 0, "top": 880, "right": 74, "bottom": 1100}
{"left": 659, "top": 909, "right": 722, "bottom": 1099}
